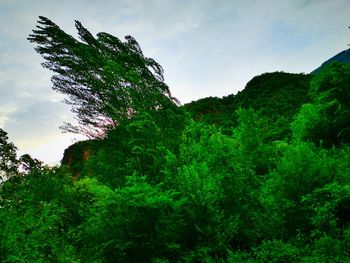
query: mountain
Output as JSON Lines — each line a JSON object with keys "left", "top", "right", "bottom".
{"left": 184, "top": 72, "right": 312, "bottom": 139}
{"left": 312, "top": 48, "right": 350, "bottom": 73}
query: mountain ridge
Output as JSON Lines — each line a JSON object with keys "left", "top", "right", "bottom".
{"left": 312, "top": 48, "right": 350, "bottom": 73}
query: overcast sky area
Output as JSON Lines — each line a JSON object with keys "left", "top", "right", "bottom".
{"left": 0, "top": 0, "right": 349, "bottom": 165}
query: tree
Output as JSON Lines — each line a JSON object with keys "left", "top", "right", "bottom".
{"left": 0, "top": 128, "right": 18, "bottom": 182}
{"left": 75, "top": 176, "right": 186, "bottom": 262}
{"left": 292, "top": 62, "right": 350, "bottom": 147}
{"left": 28, "top": 16, "right": 179, "bottom": 137}
{"left": 19, "top": 154, "right": 44, "bottom": 173}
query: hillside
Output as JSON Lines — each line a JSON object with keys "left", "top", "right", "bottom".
{"left": 184, "top": 72, "right": 312, "bottom": 139}
{"left": 312, "top": 48, "right": 350, "bottom": 73}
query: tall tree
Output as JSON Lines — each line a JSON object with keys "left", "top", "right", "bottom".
{"left": 28, "top": 16, "right": 178, "bottom": 137}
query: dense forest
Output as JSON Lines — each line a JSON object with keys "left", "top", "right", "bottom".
{"left": 1, "top": 17, "right": 350, "bottom": 262}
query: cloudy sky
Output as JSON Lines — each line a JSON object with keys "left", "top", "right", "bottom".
{"left": 0, "top": 0, "right": 349, "bottom": 164}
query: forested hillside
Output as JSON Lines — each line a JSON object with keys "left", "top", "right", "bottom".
{"left": 184, "top": 72, "right": 312, "bottom": 140}
{"left": 1, "top": 17, "right": 350, "bottom": 262}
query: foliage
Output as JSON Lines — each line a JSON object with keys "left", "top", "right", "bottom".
{"left": 292, "top": 62, "right": 350, "bottom": 147}
{"left": 0, "top": 167, "right": 79, "bottom": 262}
{"left": 184, "top": 72, "right": 312, "bottom": 140}
{"left": 28, "top": 16, "right": 178, "bottom": 137}
{"left": 0, "top": 128, "right": 19, "bottom": 181}
{"left": 75, "top": 175, "right": 186, "bottom": 262}
{"left": 81, "top": 106, "right": 188, "bottom": 187}
{"left": 252, "top": 240, "right": 301, "bottom": 263}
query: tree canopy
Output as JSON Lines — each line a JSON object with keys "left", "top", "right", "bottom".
{"left": 28, "top": 16, "right": 178, "bottom": 137}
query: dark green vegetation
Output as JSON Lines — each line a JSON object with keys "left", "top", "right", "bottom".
{"left": 1, "top": 17, "right": 350, "bottom": 262}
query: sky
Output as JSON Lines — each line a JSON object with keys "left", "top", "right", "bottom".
{"left": 0, "top": 0, "right": 349, "bottom": 165}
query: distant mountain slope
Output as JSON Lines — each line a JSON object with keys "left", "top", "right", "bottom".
{"left": 234, "top": 72, "right": 311, "bottom": 115}
{"left": 312, "top": 49, "right": 350, "bottom": 73}
{"left": 184, "top": 72, "right": 312, "bottom": 138}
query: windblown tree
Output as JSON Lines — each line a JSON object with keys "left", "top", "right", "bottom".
{"left": 28, "top": 16, "right": 178, "bottom": 137}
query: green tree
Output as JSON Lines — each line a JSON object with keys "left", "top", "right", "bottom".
{"left": 76, "top": 175, "right": 186, "bottom": 262}
{"left": 0, "top": 164, "right": 77, "bottom": 262}
{"left": 0, "top": 128, "right": 19, "bottom": 182}
{"left": 311, "top": 62, "right": 350, "bottom": 145}
{"left": 28, "top": 16, "right": 178, "bottom": 137}
{"left": 79, "top": 107, "right": 187, "bottom": 188}
{"left": 19, "top": 154, "right": 44, "bottom": 173}
{"left": 293, "top": 63, "right": 350, "bottom": 147}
